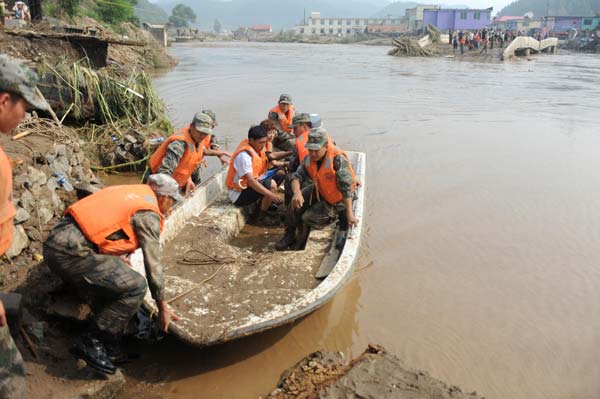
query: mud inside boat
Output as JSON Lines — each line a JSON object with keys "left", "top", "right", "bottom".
{"left": 156, "top": 196, "right": 336, "bottom": 345}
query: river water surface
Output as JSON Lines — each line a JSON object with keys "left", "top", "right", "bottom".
{"left": 135, "top": 42, "right": 600, "bottom": 399}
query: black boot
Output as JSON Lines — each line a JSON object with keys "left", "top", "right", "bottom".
{"left": 275, "top": 227, "right": 297, "bottom": 251}
{"left": 292, "top": 225, "right": 311, "bottom": 251}
{"left": 71, "top": 333, "right": 116, "bottom": 374}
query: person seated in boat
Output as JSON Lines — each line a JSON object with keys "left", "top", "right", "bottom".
{"left": 43, "top": 174, "right": 182, "bottom": 375}
{"left": 283, "top": 113, "right": 322, "bottom": 204}
{"left": 227, "top": 125, "right": 282, "bottom": 224}
{"left": 145, "top": 112, "right": 231, "bottom": 194}
{"left": 276, "top": 128, "right": 358, "bottom": 251}
{"left": 259, "top": 118, "right": 291, "bottom": 187}
{"left": 268, "top": 93, "right": 295, "bottom": 151}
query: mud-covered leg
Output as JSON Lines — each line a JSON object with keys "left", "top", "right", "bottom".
{"left": 0, "top": 325, "right": 26, "bottom": 399}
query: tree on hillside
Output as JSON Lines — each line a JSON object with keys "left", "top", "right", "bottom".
{"left": 97, "top": 0, "right": 138, "bottom": 24}
{"left": 58, "top": 0, "right": 81, "bottom": 18}
{"left": 214, "top": 18, "right": 222, "bottom": 33}
{"left": 169, "top": 4, "right": 196, "bottom": 28}
{"left": 498, "top": 0, "right": 600, "bottom": 17}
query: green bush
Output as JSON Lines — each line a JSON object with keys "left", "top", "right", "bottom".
{"left": 96, "top": 0, "right": 138, "bottom": 24}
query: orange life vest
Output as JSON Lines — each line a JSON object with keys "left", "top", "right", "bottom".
{"left": 269, "top": 104, "right": 295, "bottom": 133}
{"left": 226, "top": 140, "right": 269, "bottom": 192}
{"left": 295, "top": 130, "right": 309, "bottom": 164}
{"left": 0, "top": 147, "right": 15, "bottom": 256}
{"left": 65, "top": 185, "right": 164, "bottom": 255}
{"left": 304, "top": 143, "right": 356, "bottom": 205}
{"left": 265, "top": 141, "right": 273, "bottom": 152}
{"left": 149, "top": 125, "right": 211, "bottom": 188}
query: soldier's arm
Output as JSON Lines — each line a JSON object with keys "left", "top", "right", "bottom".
{"left": 333, "top": 154, "right": 356, "bottom": 199}
{"left": 157, "top": 140, "right": 186, "bottom": 176}
{"left": 131, "top": 211, "right": 164, "bottom": 302}
{"left": 290, "top": 162, "right": 309, "bottom": 185}
{"left": 334, "top": 155, "right": 359, "bottom": 226}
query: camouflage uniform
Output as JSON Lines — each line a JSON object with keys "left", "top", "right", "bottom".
{"left": 0, "top": 326, "right": 25, "bottom": 399}
{"left": 268, "top": 94, "right": 295, "bottom": 151}
{"left": 288, "top": 152, "right": 355, "bottom": 228}
{"left": 43, "top": 211, "right": 164, "bottom": 335}
{"left": 0, "top": 55, "right": 51, "bottom": 399}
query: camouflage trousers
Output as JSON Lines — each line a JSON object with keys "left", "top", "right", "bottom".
{"left": 0, "top": 326, "right": 25, "bottom": 399}
{"left": 43, "top": 247, "right": 147, "bottom": 336}
{"left": 285, "top": 184, "right": 340, "bottom": 229}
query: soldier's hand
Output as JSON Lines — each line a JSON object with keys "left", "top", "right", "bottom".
{"left": 291, "top": 193, "right": 304, "bottom": 210}
{"left": 348, "top": 215, "right": 360, "bottom": 227}
{"left": 218, "top": 155, "right": 229, "bottom": 166}
{"left": 0, "top": 300, "right": 6, "bottom": 327}
{"left": 269, "top": 192, "right": 283, "bottom": 205}
{"left": 158, "top": 302, "right": 180, "bottom": 333}
{"left": 185, "top": 178, "right": 195, "bottom": 195}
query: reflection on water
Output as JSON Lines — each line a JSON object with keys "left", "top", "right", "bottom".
{"left": 136, "top": 42, "right": 600, "bottom": 399}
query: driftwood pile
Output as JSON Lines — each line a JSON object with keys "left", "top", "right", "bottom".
{"left": 388, "top": 24, "right": 440, "bottom": 57}
{"left": 388, "top": 38, "right": 434, "bottom": 57}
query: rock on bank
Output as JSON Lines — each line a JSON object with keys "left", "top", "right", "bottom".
{"left": 264, "top": 345, "right": 485, "bottom": 399}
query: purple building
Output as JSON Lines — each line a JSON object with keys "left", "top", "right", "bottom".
{"left": 422, "top": 8, "right": 493, "bottom": 31}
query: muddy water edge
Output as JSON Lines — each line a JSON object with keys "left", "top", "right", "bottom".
{"left": 119, "top": 43, "right": 600, "bottom": 399}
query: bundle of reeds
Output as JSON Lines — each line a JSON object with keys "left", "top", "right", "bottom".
{"left": 426, "top": 24, "right": 441, "bottom": 44}
{"left": 43, "top": 59, "right": 171, "bottom": 130}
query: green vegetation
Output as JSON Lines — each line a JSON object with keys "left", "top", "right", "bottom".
{"left": 169, "top": 4, "right": 197, "bottom": 27}
{"left": 213, "top": 18, "right": 222, "bottom": 33}
{"left": 58, "top": 0, "right": 81, "bottom": 18}
{"left": 499, "top": 0, "right": 600, "bottom": 17}
{"left": 97, "top": 0, "right": 138, "bottom": 24}
{"left": 135, "top": 0, "right": 168, "bottom": 24}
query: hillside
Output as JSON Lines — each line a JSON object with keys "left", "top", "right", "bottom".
{"left": 135, "top": 0, "right": 169, "bottom": 24}
{"left": 371, "top": 1, "right": 418, "bottom": 17}
{"left": 154, "top": 0, "right": 392, "bottom": 30}
{"left": 498, "top": 0, "right": 600, "bottom": 17}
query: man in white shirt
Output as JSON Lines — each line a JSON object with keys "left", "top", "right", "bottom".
{"left": 226, "top": 125, "right": 282, "bottom": 224}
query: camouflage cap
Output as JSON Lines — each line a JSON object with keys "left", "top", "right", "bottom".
{"left": 0, "top": 54, "right": 50, "bottom": 112}
{"left": 201, "top": 109, "right": 217, "bottom": 127}
{"left": 191, "top": 112, "right": 213, "bottom": 135}
{"left": 147, "top": 173, "right": 183, "bottom": 203}
{"left": 278, "top": 93, "right": 292, "bottom": 104}
{"left": 290, "top": 113, "right": 310, "bottom": 127}
{"left": 305, "top": 127, "right": 329, "bottom": 150}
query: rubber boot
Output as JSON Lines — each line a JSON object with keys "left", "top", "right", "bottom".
{"left": 292, "top": 225, "right": 311, "bottom": 251}
{"left": 275, "top": 227, "right": 297, "bottom": 251}
{"left": 71, "top": 332, "right": 116, "bottom": 374}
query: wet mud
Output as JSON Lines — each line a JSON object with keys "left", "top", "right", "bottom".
{"left": 157, "top": 196, "right": 335, "bottom": 345}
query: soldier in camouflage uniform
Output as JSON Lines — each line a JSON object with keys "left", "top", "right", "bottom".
{"left": 268, "top": 94, "right": 295, "bottom": 151}
{"left": 0, "top": 54, "right": 51, "bottom": 399}
{"left": 144, "top": 112, "right": 231, "bottom": 194}
{"left": 43, "top": 174, "right": 181, "bottom": 375}
{"left": 276, "top": 128, "right": 359, "bottom": 251}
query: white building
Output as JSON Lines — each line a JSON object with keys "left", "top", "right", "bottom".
{"left": 293, "top": 11, "right": 407, "bottom": 36}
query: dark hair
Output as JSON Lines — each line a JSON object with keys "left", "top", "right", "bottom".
{"left": 259, "top": 119, "right": 277, "bottom": 131}
{"left": 0, "top": 91, "right": 21, "bottom": 104}
{"left": 248, "top": 125, "right": 268, "bottom": 140}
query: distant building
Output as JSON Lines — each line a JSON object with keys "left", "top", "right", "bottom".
{"left": 493, "top": 15, "right": 545, "bottom": 32}
{"left": 293, "top": 11, "right": 407, "bottom": 37}
{"left": 249, "top": 25, "right": 272, "bottom": 33}
{"left": 422, "top": 8, "right": 493, "bottom": 31}
{"left": 548, "top": 16, "right": 600, "bottom": 33}
{"left": 405, "top": 5, "right": 440, "bottom": 32}
{"left": 366, "top": 24, "right": 409, "bottom": 34}
{"left": 142, "top": 23, "right": 168, "bottom": 47}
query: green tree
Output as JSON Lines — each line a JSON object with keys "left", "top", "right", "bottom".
{"left": 213, "top": 18, "right": 222, "bottom": 33}
{"left": 58, "top": 0, "right": 81, "bottom": 17}
{"left": 168, "top": 4, "right": 196, "bottom": 28}
{"left": 97, "top": 0, "right": 138, "bottom": 24}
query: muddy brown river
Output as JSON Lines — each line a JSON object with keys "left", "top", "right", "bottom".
{"left": 125, "top": 42, "right": 600, "bottom": 399}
